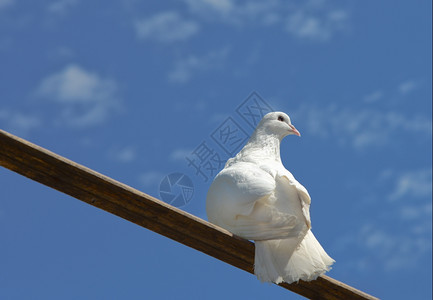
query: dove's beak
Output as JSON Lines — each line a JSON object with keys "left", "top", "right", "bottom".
{"left": 289, "top": 124, "right": 301, "bottom": 137}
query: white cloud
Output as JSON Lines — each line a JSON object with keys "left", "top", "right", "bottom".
{"left": 182, "top": 0, "right": 349, "bottom": 41}
{"left": 293, "top": 104, "right": 432, "bottom": 150}
{"left": 115, "top": 147, "right": 136, "bottom": 163}
{"left": 398, "top": 80, "right": 419, "bottom": 95}
{"left": 333, "top": 165, "right": 432, "bottom": 275}
{"left": 0, "top": 109, "right": 42, "bottom": 136}
{"left": 389, "top": 169, "right": 432, "bottom": 201}
{"left": 0, "top": 0, "right": 13, "bottom": 10}
{"left": 184, "top": 0, "right": 235, "bottom": 17}
{"left": 36, "top": 64, "right": 121, "bottom": 127}
{"left": 335, "top": 211, "right": 432, "bottom": 272}
{"left": 357, "top": 224, "right": 431, "bottom": 271}
{"left": 108, "top": 146, "right": 137, "bottom": 163}
{"left": 262, "top": 12, "right": 281, "bottom": 26}
{"left": 135, "top": 11, "right": 199, "bottom": 43}
{"left": 47, "top": 0, "right": 78, "bottom": 14}
{"left": 286, "top": 9, "right": 348, "bottom": 41}
{"left": 185, "top": 0, "right": 283, "bottom": 26}
{"left": 399, "top": 202, "right": 432, "bottom": 220}
{"left": 286, "top": 12, "right": 324, "bottom": 40}
{"left": 37, "top": 64, "right": 116, "bottom": 103}
{"left": 363, "top": 90, "right": 384, "bottom": 103}
{"left": 170, "top": 148, "right": 193, "bottom": 162}
{"left": 168, "top": 47, "right": 230, "bottom": 83}
{"left": 334, "top": 166, "right": 432, "bottom": 273}
{"left": 185, "top": 0, "right": 235, "bottom": 14}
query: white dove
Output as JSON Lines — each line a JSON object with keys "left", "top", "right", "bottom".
{"left": 206, "top": 111, "right": 334, "bottom": 284}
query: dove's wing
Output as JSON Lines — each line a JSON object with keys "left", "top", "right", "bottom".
{"left": 278, "top": 169, "right": 311, "bottom": 228}
{"left": 206, "top": 162, "right": 299, "bottom": 240}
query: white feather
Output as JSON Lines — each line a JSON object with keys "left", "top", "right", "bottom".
{"left": 206, "top": 111, "right": 334, "bottom": 284}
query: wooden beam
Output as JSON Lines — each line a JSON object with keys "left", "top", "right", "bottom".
{"left": 0, "top": 129, "right": 378, "bottom": 300}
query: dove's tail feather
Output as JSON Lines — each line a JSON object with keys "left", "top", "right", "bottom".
{"left": 254, "top": 230, "right": 335, "bottom": 284}
{"left": 283, "top": 230, "right": 335, "bottom": 283}
{"left": 254, "top": 238, "right": 300, "bottom": 284}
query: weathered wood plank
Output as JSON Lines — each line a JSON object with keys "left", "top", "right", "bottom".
{"left": 0, "top": 129, "right": 378, "bottom": 300}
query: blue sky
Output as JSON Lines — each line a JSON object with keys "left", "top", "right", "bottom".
{"left": 0, "top": 0, "right": 431, "bottom": 299}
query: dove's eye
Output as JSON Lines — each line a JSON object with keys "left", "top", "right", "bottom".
{"left": 278, "top": 116, "right": 285, "bottom": 122}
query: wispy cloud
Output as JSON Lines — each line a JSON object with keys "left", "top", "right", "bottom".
{"left": 399, "top": 202, "right": 432, "bottom": 221}
{"left": 168, "top": 47, "right": 230, "bottom": 83}
{"left": 363, "top": 90, "right": 384, "bottom": 103}
{"left": 286, "top": 9, "right": 348, "bottom": 41}
{"left": 182, "top": 0, "right": 349, "bottom": 41}
{"left": 35, "top": 64, "right": 121, "bottom": 127}
{"left": 135, "top": 11, "right": 199, "bottom": 43}
{"left": 398, "top": 80, "right": 419, "bottom": 95}
{"left": 47, "top": 0, "right": 78, "bottom": 14}
{"left": 358, "top": 223, "right": 431, "bottom": 271}
{"left": 108, "top": 146, "right": 137, "bottom": 163}
{"left": 184, "top": 0, "right": 235, "bottom": 18}
{"left": 170, "top": 148, "right": 193, "bottom": 162}
{"left": 0, "top": 0, "right": 14, "bottom": 10}
{"left": 0, "top": 109, "right": 42, "bottom": 136}
{"left": 184, "top": 0, "right": 281, "bottom": 26}
{"left": 334, "top": 167, "right": 432, "bottom": 272}
{"left": 364, "top": 79, "right": 422, "bottom": 103}
{"left": 388, "top": 168, "right": 432, "bottom": 201}
{"left": 335, "top": 222, "right": 432, "bottom": 273}
{"left": 293, "top": 104, "right": 432, "bottom": 150}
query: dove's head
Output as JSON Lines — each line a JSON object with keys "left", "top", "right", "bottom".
{"left": 256, "top": 112, "right": 301, "bottom": 139}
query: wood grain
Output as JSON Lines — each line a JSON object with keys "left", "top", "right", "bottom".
{"left": 0, "top": 129, "right": 378, "bottom": 300}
